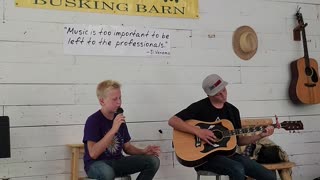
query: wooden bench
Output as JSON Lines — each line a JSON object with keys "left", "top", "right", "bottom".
{"left": 67, "top": 144, "right": 131, "bottom": 180}
{"left": 67, "top": 144, "right": 83, "bottom": 180}
{"left": 241, "top": 118, "right": 295, "bottom": 180}
{"left": 262, "top": 162, "right": 295, "bottom": 180}
{"left": 197, "top": 161, "right": 295, "bottom": 180}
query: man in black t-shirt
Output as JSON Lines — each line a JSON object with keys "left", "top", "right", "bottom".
{"left": 168, "top": 74, "right": 276, "bottom": 180}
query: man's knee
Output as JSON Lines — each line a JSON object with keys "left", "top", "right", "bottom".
{"left": 146, "top": 155, "right": 160, "bottom": 171}
{"left": 88, "top": 161, "right": 115, "bottom": 180}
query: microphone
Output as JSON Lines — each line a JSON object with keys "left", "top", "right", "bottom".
{"left": 115, "top": 107, "right": 126, "bottom": 126}
{"left": 116, "top": 107, "right": 124, "bottom": 114}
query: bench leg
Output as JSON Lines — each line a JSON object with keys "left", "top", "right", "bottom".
{"left": 71, "top": 147, "right": 80, "bottom": 180}
{"left": 279, "top": 169, "right": 292, "bottom": 180}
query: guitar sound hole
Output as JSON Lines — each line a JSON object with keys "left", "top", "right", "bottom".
{"left": 305, "top": 67, "right": 313, "bottom": 76}
{"left": 213, "top": 130, "right": 223, "bottom": 140}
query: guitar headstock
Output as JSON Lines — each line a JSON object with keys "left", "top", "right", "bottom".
{"left": 280, "top": 121, "right": 304, "bottom": 131}
{"left": 295, "top": 7, "right": 304, "bottom": 26}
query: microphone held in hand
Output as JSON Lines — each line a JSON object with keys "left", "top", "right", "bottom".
{"left": 116, "top": 107, "right": 124, "bottom": 114}
{"left": 115, "top": 107, "right": 125, "bottom": 125}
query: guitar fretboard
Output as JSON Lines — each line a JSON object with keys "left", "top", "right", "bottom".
{"left": 222, "top": 125, "right": 273, "bottom": 137}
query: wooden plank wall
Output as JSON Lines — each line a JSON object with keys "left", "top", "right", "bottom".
{"left": 0, "top": 0, "right": 320, "bottom": 179}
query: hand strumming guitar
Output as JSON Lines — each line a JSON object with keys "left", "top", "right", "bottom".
{"left": 196, "top": 128, "right": 218, "bottom": 146}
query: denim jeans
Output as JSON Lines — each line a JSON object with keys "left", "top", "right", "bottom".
{"left": 87, "top": 155, "right": 160, "bottom": 180}
{"left": 195, "top": 153, "right": 276, "bottom": 180}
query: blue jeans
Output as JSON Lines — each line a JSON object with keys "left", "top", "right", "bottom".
{"left": 87, "top": 155, "right": 160, "bottom": 180}
{"left": 195, "top": 153, "right": 276, "bottom": 180}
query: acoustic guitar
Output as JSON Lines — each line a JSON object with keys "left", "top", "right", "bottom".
{"left": 289, "top": 8, "right": 320, "bottom": 104}
{"left": 173, "top": 119, "right": 303, "bottom": 167}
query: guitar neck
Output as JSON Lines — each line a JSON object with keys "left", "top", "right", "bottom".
{"left": 296, "top": 10, "right": 311, "bottom": 68}
{"left": 301, "top": 28, "right": 311, "bottom": 67}
{"left": 222, "top": 124, "right": 278, "bottom": 137}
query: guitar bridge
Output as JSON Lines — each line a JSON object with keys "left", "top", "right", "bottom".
{"left": 304, "top": 83, "right": 316, "bottom": 87}
{"left": 194, "top": 136, "right": 201, "bottom": 147}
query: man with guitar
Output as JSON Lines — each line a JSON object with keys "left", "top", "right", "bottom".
{"left": 168, "top": 74, "right": 276, "bottom": 180}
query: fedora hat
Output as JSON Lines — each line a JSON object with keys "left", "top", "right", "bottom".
{"left": 232, "top": 26, "right": 258, "bottom": 60}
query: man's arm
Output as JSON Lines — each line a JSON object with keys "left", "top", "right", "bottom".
{"left": 123, "top": 142, "right": 160, "bottom": 156}
{"left": 168, "top": 116, "right": 200, "bottom": 135}
{"left": 237, "top": 126, "right": 274, "bottom": 146}
{"left": 87, "top": 113, "right": 125, "bottom": 159}
{"left": 87, "top": 129, "right": 117, "bottom": 159}
{"left": 168, "top": 116, "right": 217, "bottom": 145}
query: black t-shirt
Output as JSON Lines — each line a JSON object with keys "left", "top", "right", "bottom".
{"left": 175, "top": 97, "right": 241, "bottom": 129}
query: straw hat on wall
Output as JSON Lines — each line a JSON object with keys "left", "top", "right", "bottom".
{"left": 232, "top": 26, "right": 258, "bottom": 60}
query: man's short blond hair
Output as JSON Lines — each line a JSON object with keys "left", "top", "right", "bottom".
{"left": 96, "top": 80, "right": 121, "bottom": 99}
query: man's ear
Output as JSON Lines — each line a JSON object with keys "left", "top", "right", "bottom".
{"left": 99, "top": 98, "right": 104, "bottom": 105}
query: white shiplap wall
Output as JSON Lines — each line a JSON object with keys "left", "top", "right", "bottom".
{"left": 1, "top": 0, "right": 320, "bottom": 179}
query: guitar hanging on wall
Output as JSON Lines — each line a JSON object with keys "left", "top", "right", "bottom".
{"left": 289, "top": 8, "right": 320, "bottom": 104}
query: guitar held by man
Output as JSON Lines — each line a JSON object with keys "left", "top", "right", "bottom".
{"left": 289, "top": 8, "right": 320, "bottom": 104}
{"left": 173, "top": 119, "right": 303, "bottom": 167}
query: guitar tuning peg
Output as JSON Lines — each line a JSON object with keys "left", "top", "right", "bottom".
{"left": 274, "top": 115, "right": 280, "bottom": 129}
{"left": 296, "top": 6, "right": 301, "bottom": 12}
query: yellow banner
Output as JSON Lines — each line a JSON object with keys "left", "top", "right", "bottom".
{"left": 15, "top": 0, "right": 198, "bottom": 19}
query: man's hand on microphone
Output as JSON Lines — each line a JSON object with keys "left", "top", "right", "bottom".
{"left": 111, "top": 114, "right": 126, "bottom": 133}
